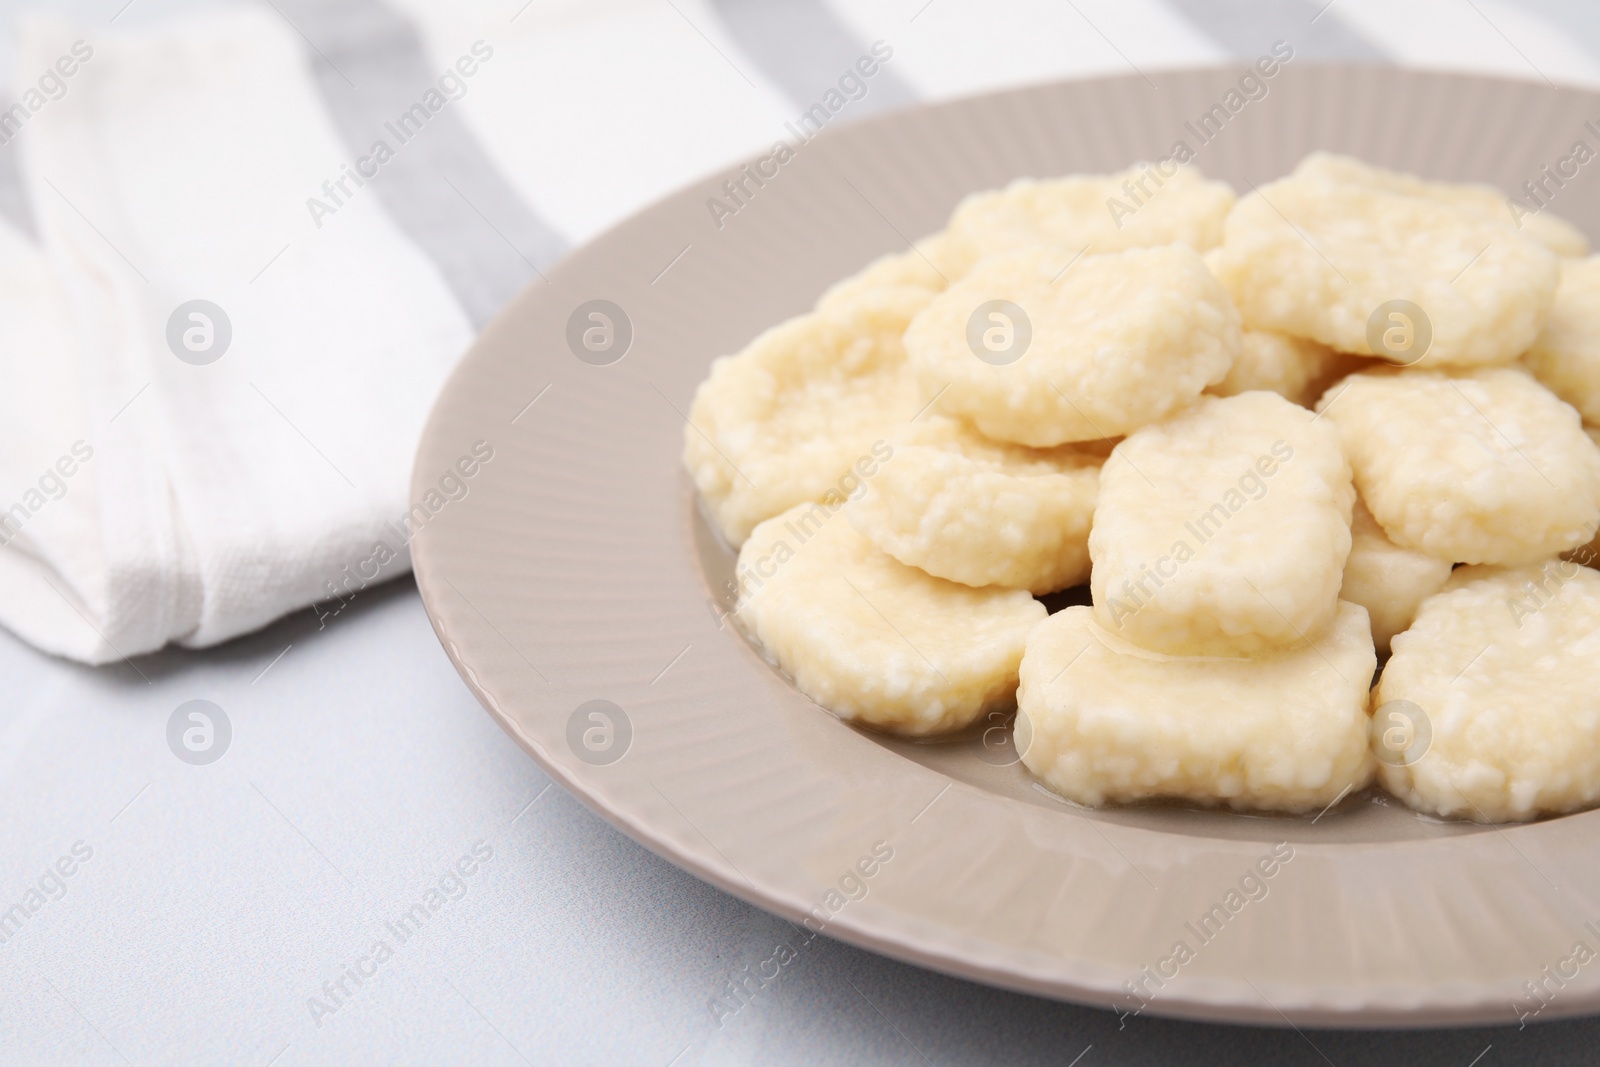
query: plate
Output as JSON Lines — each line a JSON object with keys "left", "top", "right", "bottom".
{"left": 411, "top": 65, "right": 1600, "bottom": 1027}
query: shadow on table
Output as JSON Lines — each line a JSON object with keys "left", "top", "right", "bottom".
{"left": 39, "top": 575, "right": 420, "bottom": 694}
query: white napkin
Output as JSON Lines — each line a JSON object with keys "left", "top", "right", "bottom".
{"left": 0, "top": 8, "right": 472, "bottom": 664}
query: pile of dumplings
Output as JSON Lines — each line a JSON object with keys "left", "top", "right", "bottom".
{"left": 682, "top": 153, "right": 1600, "bottom": 824}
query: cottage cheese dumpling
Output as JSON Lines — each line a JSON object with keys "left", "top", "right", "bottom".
{"left": 816, "top": 234, "right": 954, "bottom": 315}
{"left": 734, "top": 504, "right": 1046, "bottom": 735}
{"left": 1526, "top": 256, "right": 1600, "bottom": 424}
{"left": 1207, "top": 329, "right": 1349, "bottom": 408}
{"left": 943, "top": 164, "right": 1234, "bottom": 276}
{"left": 1210, "top": 175, "right": 1559, "bottom": 366}
{"left": 1017, "top": 603, "right": 1375, "bottom": 811}
{"left": 1316, "top": 368, "right": 1600, "bottom": 564}
{"left": 684, "top": 289, "right": 922, "bottom": 547}
{"left": 1374, "top": 564, "right": 1600, "bottom": 821}
{"left": 1294, "top": 152, "right": 1590, "bottom": 258}
{"left": 1090, "top": 392, "right": 1354, "bottom": 656}
{"left": 845, "top": 416, "right": 1100, "bottom": 593}
{"left": 903, "top": 245, "right": 1239, "bottom": 447}
{"left": 1340, "top": 500, "right": 1454, "bottom": 653}
{"left": 1570, "top": 427, "right": 1600, "bottom": 569}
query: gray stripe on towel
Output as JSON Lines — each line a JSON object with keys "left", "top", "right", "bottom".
{"left": 280, "top": 0, "right": 569, "bottom": 328}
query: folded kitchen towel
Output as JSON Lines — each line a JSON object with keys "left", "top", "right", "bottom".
{"left": 0, "top": 8, "right": 473, "bottom": 664}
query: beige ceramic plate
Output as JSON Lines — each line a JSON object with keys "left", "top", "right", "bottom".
{"left": 412, "top": 66, "right": 1600, "bottom": 1027}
